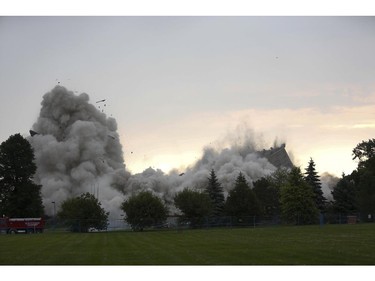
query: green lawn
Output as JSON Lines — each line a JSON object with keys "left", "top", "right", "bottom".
{"left": 1, "top": 224, "right": 375, "bottom": 265}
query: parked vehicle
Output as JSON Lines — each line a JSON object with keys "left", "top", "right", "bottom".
{"left": 0, "top": 217, "right": 45, "bottom": 234}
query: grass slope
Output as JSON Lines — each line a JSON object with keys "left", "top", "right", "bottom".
{"left": 1, "top": 224, "right": 375, "bottom": 265}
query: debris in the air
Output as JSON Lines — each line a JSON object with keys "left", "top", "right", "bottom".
{"left": 29, "top": 130, "right": 39, "bottom": 137}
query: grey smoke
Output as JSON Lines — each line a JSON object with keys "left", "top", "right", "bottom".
{"left": 123, "top": 132, "right": 278, "bottom": 210}
{"left": 29, "top": 86, "right": 129, "bottom": 219}
{"left": 29, "top": 86, "right": 287, "bottom": 218}
{"left": 320, "top": 172, "right": 339, "bottom": 201}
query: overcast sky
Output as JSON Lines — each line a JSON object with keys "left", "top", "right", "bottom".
{"left": 1, "top": 16, "right": 374, "bottom": 176}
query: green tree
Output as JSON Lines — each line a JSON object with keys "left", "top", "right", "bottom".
{"left": 351, "top": 139, "right": 375, "bottom": 221}
{"left": 57, "top": 192, "right": 109, "bottom": 232}
{"left": 253, "top": 168, "right": 289, "bottom": 218}
{"left": 206, "top": 169, "right": 225, "bottom": 216}
{"left": 0, "top": 133, "right": 44, "bottom": 217}
{"left": 121, "top": 191, "right": 168, "bottom": 231}
{"left": 225, "top": 172, "right": 261, "bottom": 218}
{"left": 253, "top": 177, "right": 280, "bottom": 217}
{"left": 332, "top": 174, "right": 358, "bottom": 215}
{"left": 304, "top": 158, "right": 326, "bottom": 211}
{"left": 352, "top": 138, "right": 375, "bottom": 167}
{"left": 280, "top": 167, "right": 319, "bottom": 225}
{"left": 268, "top": 168, "right": 290, "bottom": 190}
{"left": 174, "top": 188, "right": 212, "bottom": 226}
{"left": 357, "top": 169, "right": 375, "bottom": 221}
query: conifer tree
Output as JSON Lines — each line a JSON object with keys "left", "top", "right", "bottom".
{"left": 225, "top": 172, "right": 261, "bottom": 218}
{"left": 280, "top": 167, "right": 319, "bottom": 225}
{"left": 304, "top": 158, "right": 326, "bottom": 211}
{"left": 206, "top": 169, "right": 225, "bottom": 216}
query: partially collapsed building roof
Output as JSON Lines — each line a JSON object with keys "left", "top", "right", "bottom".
{"left": 258, "top": 143, "right": 294, "bottom": 169}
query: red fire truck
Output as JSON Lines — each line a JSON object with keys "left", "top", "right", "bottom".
{"left": 0, "top": 217, "right": 45, "bottom": 234}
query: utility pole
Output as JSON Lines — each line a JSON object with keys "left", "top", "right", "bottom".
{"left": 52, "top": 201, "right": 56, "bottom": 229}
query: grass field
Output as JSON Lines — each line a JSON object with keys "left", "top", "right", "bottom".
{"left": 1, "top": 224, "right": 375, "bottom": 265}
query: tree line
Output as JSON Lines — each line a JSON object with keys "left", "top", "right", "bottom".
{"left": 1, "top": 133, "right": 374, "bottom": 232}
{"left": 122, "top": 165, "right": 321, "bottom": 230}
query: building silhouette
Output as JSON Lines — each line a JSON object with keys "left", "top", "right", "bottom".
{"left": 259, "top": 144, "right": 294, "bottom": 169}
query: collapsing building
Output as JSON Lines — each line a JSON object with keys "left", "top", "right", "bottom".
{"left": 259, "top": 144, "right": 294, "bottom": 169}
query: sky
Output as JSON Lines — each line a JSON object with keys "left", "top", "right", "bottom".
{"left": 1, "top": 16, "right": 375, "bottom": 177}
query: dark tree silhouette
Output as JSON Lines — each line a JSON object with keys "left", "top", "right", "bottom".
{"left": 280, "top": 167, "right": 319, "bottom": 225}
{"left": 332, "top": 174, "right": 358, "bottom": 215}
{"left": 0, "top": 134, "right": 44, "bottom": 217}
{"left": 340, "top": 139, "right": 375, "bottom": 221}
{"left": 206, "top": 169, "right": 225, "bottom": 217}
{"left": 58, "top": 192, "right": 109, "bottom": 232}
{"left": 304, "top": 158, "right": 326, "bottom": 211}
{"left": 174, "top": 188, "right": 212, "bottom": 226}
{"left": 253, "top": 177, "right": 280, "bottom": 217}
{"left": 225, "top": 172, "right": 261, "bottom": 218}
{"left": 121, "top": 191, "right": 168, "bottom": 231}
{"left": 352, "top": 138, "right": 375, "bottom": 166}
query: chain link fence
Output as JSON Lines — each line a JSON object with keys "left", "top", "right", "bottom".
{"left": 41, "top": 212, "right": 370, "bottom": 233}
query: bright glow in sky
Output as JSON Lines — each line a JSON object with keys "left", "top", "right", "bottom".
{"left": 1, "top": 16, "right": 375, "bottom": 177}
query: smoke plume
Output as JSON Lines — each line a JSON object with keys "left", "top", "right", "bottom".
{"left": 29, "top": 86, "right": 284, "bottom": 218}
{"left": 320, "top": 172, "right": 339, "bottom": 201}
{"left": 122, "top": 130, "right": 278, "bottom": 210}
{"left": 29, "top": 86, "right": 129, "bottom": 218}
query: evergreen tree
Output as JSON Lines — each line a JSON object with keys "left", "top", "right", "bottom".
{"left": 225, "top": 172, "right": 261, "bottom": 218}
{"left": 206, "top": 169, "right": 225, "bottom": 216}
{"left": 268, "top": 168, "right": 290, "bottom": 189}
{"left": 0, "top": 134, "right": 44, "bottom": 217}
{"left": 304, "top": 158, "right": 326, "bottom": 211}
{"left": 280, "top": 167, "right": 319, "bottom": 225}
